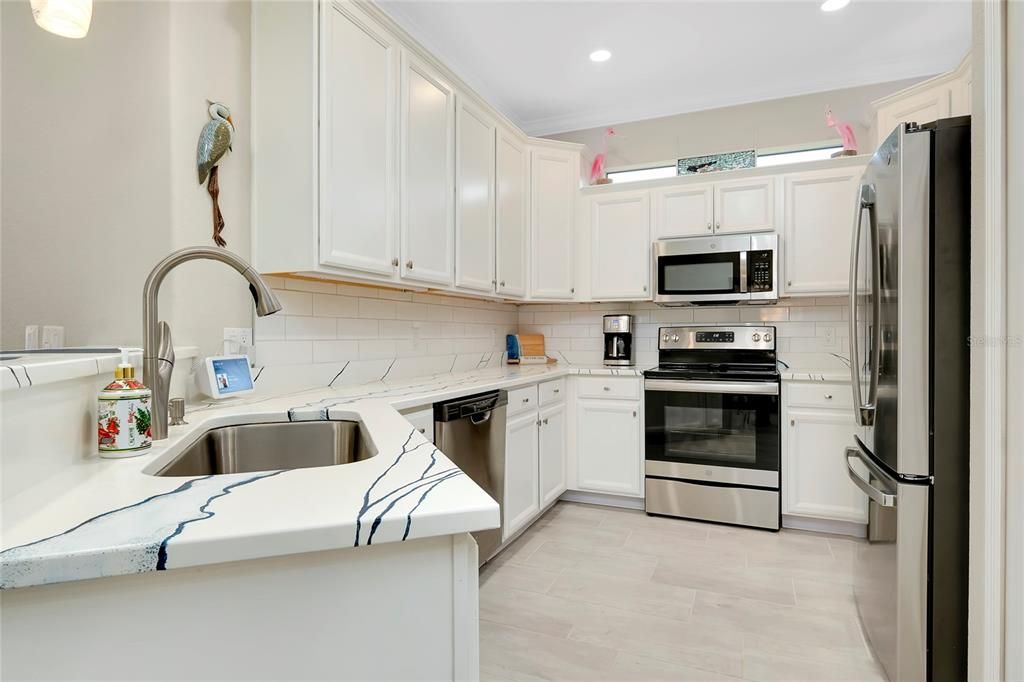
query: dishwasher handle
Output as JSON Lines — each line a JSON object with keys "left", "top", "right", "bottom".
{"left": 433, "top": 389, "right": 509, "bottom": 422}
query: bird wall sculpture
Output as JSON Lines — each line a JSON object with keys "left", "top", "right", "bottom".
{"left": 197, "top": 101, "right": 235, "bottom": 247}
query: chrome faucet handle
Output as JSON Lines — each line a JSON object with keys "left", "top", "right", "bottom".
{"left": 168, "top": 398, "right": 188, "bottom": 426}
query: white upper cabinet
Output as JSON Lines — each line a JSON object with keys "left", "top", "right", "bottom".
{"left": 713, "top": 177, "right": 776, "bottom": 234}
{"left": 589, "top": 191, "right": 651, "bottom": 300}
{"left": 651, "top": 183, "right": 714, "bottom": 238}
{"left": 495, "top": 129, "right": 528, "bottom": 298}
{"left": 319, "top": 3, "right": 400, "bottom": 277}
{"left": 873, "top": 53, "right": 970, "bottom": 144}
{"left": 783, "top": 166, "right": 863, "bottom": 296}
{"left": 530, "top": 147, "right": 579, "bottom": 299}
{"left": 455, "top": 97, "right": 496, "bottom": 293}
{"left": 399, "top": 52, "right": 454, "bottom": 286}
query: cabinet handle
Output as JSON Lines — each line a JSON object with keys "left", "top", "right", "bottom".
{"left": 706, "top": 222, "right": 712, "bottom": 231}
{"left": 392, "top": 257, "right": 399, "bottom": 268}
{"left": 407, "top": 260, "right": 414, "bottom": 270}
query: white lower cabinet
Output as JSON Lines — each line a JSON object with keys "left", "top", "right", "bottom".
{"left": 538, "top": 402, "right": 567, "bottom": 507}
{"left": 503, "top": 410, "right": 540, "bottom": 540}
{"left": 575, "top": 396, "right": 642, "bottom": 497}
{"left": 783, "top": 387, "right": 868, "bottom": 525}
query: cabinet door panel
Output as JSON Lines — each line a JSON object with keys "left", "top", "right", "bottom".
{"left": 530, "top": 149, "right": 577, "bottom": 299}
{"left": 783, "top": 407, "right": 868, "bottom": 523}
{"left": 576, "top": 399, "right": 641, "bottom": 496}
{"left": 652, "top": 184, "right": 714, "bottom": 238}
{"left": 495, "top": 130, "right": 528, "bottom": 298}
{"left": 504, "top": 411, "right": 540, "bottom": 539}
{"left": 714, "top": 177, "right": 775, "bottom": 234}
{"left": 589, "top": 192, "right": 651, "bottom": 300}
{"left": 455, "top": 98, "right": 496, "bottom": 292}
{"left": 783, "top": 167, "right": 863, "bottom": 295}
{"left": 400, "top": 52, "right": 454, "bottom": 286}
{"left": 320, "top": 4, "right": 399, "bottom": 277}
{"left": 539, "top": 403, "right": 567, "bottom": 507}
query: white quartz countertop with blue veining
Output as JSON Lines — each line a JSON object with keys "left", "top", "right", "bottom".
{"left": 0, "top": 363, "right": 642, "bottom": 590}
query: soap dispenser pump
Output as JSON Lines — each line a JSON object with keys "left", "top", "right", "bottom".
{"left": 97, "top": 350, "right": 153, "bottom": 457}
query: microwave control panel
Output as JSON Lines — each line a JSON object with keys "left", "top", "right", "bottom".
{"left": 748, "top": 250, "right": 774, "bottom": 292}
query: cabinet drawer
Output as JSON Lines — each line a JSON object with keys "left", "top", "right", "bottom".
{"left": 539, "top": 378, "right": 566, "bottom": 406}
{"left": 576, "top": 376, "right": 640, "bottom": 400}
{"left": 786, "top": 382, "right": 852, "bottom": 410}
{"left": 507, "top": 384, "right": 539, "bottom": 416}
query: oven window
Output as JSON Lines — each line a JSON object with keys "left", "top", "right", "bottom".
{"left": 645, "top": 389, "right": 779, "bottom": 471}
{"left": 658, "top": 253, "right": 740, "bottom": 294}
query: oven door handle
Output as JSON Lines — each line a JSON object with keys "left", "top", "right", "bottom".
{"left": 644, "top": 379, "right": 779, "bottom": 395}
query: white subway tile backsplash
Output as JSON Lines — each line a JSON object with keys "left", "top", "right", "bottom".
{"left": 380, "top": 320, "right": 414, "bottom": 339}
{"left": 740, "top": 306, "right": 790, "bottom": 322}
{"left": 251, "top": 340, "right": 312, "bottom": 366}
{"left": 693, "top": 307, "right": 740, "bottom": 322}
{"left": 255, "top": 314, "right": 286, "bottom": 341}
{"left": 358, "top": 298, "right": 397, "bottom": 319}
{"left": 286, "top": 316, "right": 337, "bottom": 340}
{"left": 359, "top": 339, "right": 398, "bottom": 360}
{"left": 313, "top": 293, "right": 359, "bottom": 318}
{"left": 394, "top": 301, "right": 430, "bottom": 321}
{"left": 285, "top": 278, "right": 337, "bottom": 295}
{"left": 273, "top": 290, "right": 313, "bottom": 317}
{"left": 312, "top": 339, "right": 360, "bottom": 363}
{"left": 788, "top": 306, "right": 844, "bottom": 322}
{"left": 336, "top": 318, "right": 380, "bottom": 339}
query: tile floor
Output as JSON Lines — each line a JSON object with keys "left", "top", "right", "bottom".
{"left": 479, "top": 502, "right": 887, "bottom": 681}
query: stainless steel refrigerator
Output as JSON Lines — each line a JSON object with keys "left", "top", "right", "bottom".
{"left": 845, "top": 117, "right": 970, "bottom": 681}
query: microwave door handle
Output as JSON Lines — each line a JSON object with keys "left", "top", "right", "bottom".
{"left": 738, "top": 251, "right": 748, "bottom": 293}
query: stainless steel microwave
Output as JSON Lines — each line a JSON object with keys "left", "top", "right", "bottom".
{"left": 653, "top": 234, "right": 778, "bottom": 306}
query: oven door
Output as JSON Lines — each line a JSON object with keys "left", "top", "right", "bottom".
{"left": 653, "top": 236, "right": 749, "bottom": 304}
{"left": 644, "top": 379, "right": 780, "bottom": 488}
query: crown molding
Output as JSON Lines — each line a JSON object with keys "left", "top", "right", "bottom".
{"left": 522, "top": 55, "right": 959, "bottom": 137}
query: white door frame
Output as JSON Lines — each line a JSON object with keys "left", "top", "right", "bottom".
{"left": 1002, "top": 3, "right": 1023, "bottom": 679}
{"left": 970, "top": 2, "right": 1020, "bottom": 680}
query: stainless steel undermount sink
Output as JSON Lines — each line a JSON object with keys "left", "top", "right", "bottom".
{"left": 151, "top": 421, "right": 375, "bottom": 477}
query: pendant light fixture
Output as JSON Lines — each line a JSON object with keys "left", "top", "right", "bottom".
{"left": 30, "top": 0, "right": 92, "bottom": 39}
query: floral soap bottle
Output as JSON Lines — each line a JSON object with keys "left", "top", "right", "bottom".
{"left": 97, "top": 351, "right": 153, "bottom": 457}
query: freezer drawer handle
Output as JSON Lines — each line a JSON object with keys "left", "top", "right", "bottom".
{"left": 845, "top": 447, "right": 897, "bottom": 507}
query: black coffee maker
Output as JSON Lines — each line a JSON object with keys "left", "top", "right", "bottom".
{"left": 603, "top": 314, "right": 635, "bottom": 366}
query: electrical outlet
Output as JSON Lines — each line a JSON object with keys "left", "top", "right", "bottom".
{"left": 41, "top": 325, "right": 64, "bottom": 349}
{"left": 24, "top": 325, "right": 40, "bottom": 350}
{"left": 822, "top": 326, "right": 837, "bottom": 348}
{"left": 224, "top": 327, "right": 253, "bottom": 355}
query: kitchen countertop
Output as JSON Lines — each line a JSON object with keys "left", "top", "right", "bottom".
{"left": 0, "top": 347, "right": 199, "bottom": 392}
{"left": 0, "top": 363, "right": 642, "bottom": 590}
{"left": 777, "top": 353, "right": 852, "bottom": 382}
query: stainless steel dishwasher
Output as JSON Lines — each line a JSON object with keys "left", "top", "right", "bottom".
{"left": 434, "top": 390, "right": 507, "bottom": 565}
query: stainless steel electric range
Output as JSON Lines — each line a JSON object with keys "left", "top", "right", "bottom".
{"left": 643, "top": 325, "right": 780, "bottom": 530}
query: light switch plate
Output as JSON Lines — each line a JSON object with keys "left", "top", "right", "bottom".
{"left": 24, "top": 325, "right": 40, "bottom": 350}
{"left": 41, "top": 325, "right": 64, "bottom": 349}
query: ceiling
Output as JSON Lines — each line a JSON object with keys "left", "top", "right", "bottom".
{"left": 378, "top": 0, "right": 972, "bottom": 136}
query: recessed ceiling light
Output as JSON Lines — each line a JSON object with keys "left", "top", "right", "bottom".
{"left": 820, "top": 0, "right": 851, "bottom": 11}
{"left": 589, "top": 49, "right": 612, "bottom": 63}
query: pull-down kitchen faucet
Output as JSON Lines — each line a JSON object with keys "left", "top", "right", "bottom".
{"left": 142, "top": 247, "right": 282, "bottom": 440}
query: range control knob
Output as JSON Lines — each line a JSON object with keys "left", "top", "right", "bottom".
{"left": 671, "top": 334, "right": 680, "bottom": 342}
{"left": 752, "top": 333, "right": 761, "bottom": 342}
{"left": 764, "top": 333, "right": 773, "bottom": 342}
{"left": 662, "top": 335, "right": 670, "bottom": 343}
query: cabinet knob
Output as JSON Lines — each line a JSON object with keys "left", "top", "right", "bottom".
{"left": 392, "top": 257, "right": 399, "bottom": 268}
{"left": 523, "top": 397, "right": 530, "bottom": 403}
{"left": 643, "top": 285, "right": 648, "bottom": 292}
{"left": 536, "top": 419, "right": 542, "bottom": 426}
{"left": 791, "top": 419, "right": 796, "bottom": 426}
{"left": 824, "top": 394, "right": 833, "bottom": 400}
{"left": 787, "top": 280, "right": 792, "bottom": 286}
{"left": 407, "top": 260, "right": 414, "bottom": 269}
{"left": 553, "top": 388, "right": 560, "bottom": 394}
{"left": 542, "top": 418, "right": 549, "bottom": 425}
{"left": 632, "top": 411, "right": 637, "bottom": 418}
{"left": 571, "top": 287, "right": 575, "bottom": 294}
{"left": 492, "top": 279, "right": 497, "bottom": 286}
{"left": 500, "top": 281, "right": 506, "bottom": 287}
{"left": 715, "top": 222, "right": 720, "bottom": 231}
{"left": 706, "top": 222, "right": 712, "bottom": 231}
{"left": 603, "top": 386, "right": 610, "bottom": 391}
{"left": 418, "top": 427, "right": 426, "bottom": 434}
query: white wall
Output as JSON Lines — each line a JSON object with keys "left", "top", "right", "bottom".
{"left": 1, "top": 0, "right": 253, "bottom": 356}
{"left": 547, "top": 78, "right": 925, "bottom": 173}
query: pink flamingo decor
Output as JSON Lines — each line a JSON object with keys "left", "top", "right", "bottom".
{"left": 589, "top": 127, "right": 616, "bottom": 184}
{"left": 825, "top": 107, "right": 858, "bottom": 157}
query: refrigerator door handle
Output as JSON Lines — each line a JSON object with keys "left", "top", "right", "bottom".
{"left": 846, "top": 446, "right": 897, "bottom": 507}
{"left": 849, "top": 184, "right": 879, "bottom": 426}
